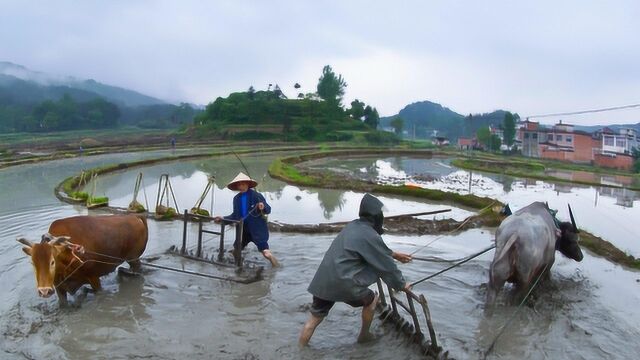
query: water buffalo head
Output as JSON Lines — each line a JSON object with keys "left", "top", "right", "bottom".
{"left": 18, "top": 235, "right": 74, "bottom": 298}
{"left": 556, "top": 205, "right": 583, "bottom": 262}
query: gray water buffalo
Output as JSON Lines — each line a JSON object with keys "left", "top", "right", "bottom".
{"left": 486, "top": 202, "right": 583, "bottom": 308}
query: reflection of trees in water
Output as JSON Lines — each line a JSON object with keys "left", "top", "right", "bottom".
{"left": 195, "top": 158, "right": 286, "bottom": 193}
{"left": 316, "top": 189, "right": 346, "bottom": 220}
{"left": 390, "top": 156, "right": 405, "bottom": 173}
{"left": 502, "top": 175, "right": 514, "bottom": 193}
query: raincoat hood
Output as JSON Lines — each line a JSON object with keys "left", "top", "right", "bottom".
{"left": 359, "top": 193, "right": 384, "bottom": 235}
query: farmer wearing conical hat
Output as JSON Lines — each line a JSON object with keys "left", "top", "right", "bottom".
{"left": 214, "top": 172, "right": 278, "bottom": 267}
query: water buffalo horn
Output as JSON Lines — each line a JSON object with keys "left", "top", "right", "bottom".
{"left": 568, "top": 204, "right": 579, "bottom": 233}
{"left": 17, "top": 238, "right": 34, "bottom": 247}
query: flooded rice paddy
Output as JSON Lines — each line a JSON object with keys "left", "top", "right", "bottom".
{"left": 1, "top": 151, "right": 639, "bottom": 359}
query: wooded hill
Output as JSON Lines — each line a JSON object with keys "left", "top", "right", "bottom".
{"left": 194, "top": 89, "right": 386, "bottom": 142}
{"left": 0, "top": 62, "right": 199, "bottom": 132}
{"left": 380, "top": 100, "right": 514, "bottom": 141}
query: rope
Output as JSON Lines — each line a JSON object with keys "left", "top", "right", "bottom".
{"left": 53, "top": 245, "right": 250, "bottom": 289}
{"left": 410, "top": 245, "right": 495, "bottom": 287}
{"left": 409, "top": 201, "right": 496, "bottom": 256}
{"left": 482, "top": 263, "right": 549, "bottom": 359}
{"left": 412, "top": 254, "right": 475, "bottom": 263}
{"left": 232, "top": 151, "right": 252, "bottom": 178}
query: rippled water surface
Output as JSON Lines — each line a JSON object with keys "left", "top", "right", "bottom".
{"left": 1, "top": 151, "right": 639, "bottom": 359}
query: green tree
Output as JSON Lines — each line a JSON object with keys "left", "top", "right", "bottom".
{"left": 247, "top": 86, "right": 256, "bottom": 100}
{"left": 632, "top": 147, "right": 640, "bottom": 173}
{"left": 348, "top": 99, "right": 365, "bottom": 120}
{"left": 476, "top": 127, "right": 491, "bottom": 149}
{"left": 390, "top": 116, "right": 404, "bottom": 135}
{"left": 489, "top": 134, "right": 502, "bottom": 151}
{"left": 42, "top": 111, "right": 61, "bottom": 130}
{"left": 363, "top": 106, "right": 379, "bottom": 129}
{"left": 503, "top": 111, "right": 516, "bottom": 148}
{"left": 463, "top": 114, "right": 473, "bottom": 137}
{"left": 316, "top": 65, "right": 347, "bottom": 107}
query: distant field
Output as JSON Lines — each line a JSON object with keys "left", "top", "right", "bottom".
{"left": 0, "top": 127, "right": 174, "bottom": 149}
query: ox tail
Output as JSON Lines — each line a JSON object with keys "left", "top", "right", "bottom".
{"left": 495, "top": 233, "right": 518, "bottom": 264}
{"left": 134, "top": 214, "right": 148, "bottom": 233}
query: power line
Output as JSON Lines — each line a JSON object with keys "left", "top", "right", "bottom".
{"left": 526, "top": 103, "right": 640, "bottom": 119}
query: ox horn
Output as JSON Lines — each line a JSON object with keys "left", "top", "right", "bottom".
{"left": 568, "top": 204, "right": 579, "bottom": 233}
{"left": 50, "top": 236, "right": 72, "bottom": 245}
{"left": 41, "top": 233, "right": 56, "bottom": 243}
{"left": 17, "top": 238, "right": 34, "bottom": 248}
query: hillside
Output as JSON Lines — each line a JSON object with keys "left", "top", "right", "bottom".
{"left": 0, "top": 61, "right": 165, "bottom": 107}
{"left": 381, "top": 100, "right": 510, "bottom": 140}
{"left": 0, "top": 62, "right": 199, "bottom": 132}
{"left": 194, "top": 90, "right": 394, "bottom": 143}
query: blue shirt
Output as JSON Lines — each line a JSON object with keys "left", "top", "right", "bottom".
{"left": 240, "top": 192, "right": 248, "bottom": 217}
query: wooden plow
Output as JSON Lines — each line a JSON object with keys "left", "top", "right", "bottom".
{"left": 163, "top": 210, "right": 263, "bottom": 284}
{"left": 155, "top": 174, "right": 179, "bottom": 220}
{"left": 375, "top": 279, "right": 448, "bottom": 359}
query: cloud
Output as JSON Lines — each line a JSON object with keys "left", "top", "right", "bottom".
{"left": 0, "top": 0, "right": 638, "bottom": 125}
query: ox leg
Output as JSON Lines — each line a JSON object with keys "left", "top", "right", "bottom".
{"left": 127, "top": 259, "right": 142, "bottom": 273}
{"left": 512, "top": 283, "right": 530, "bottom": 306}
{"left": 88, "top": 277, "right": 102, "bottom": 292}
{"left": 485, "top": 262, "right": 509, "bottom": 315}
{"left": 55, "top": 288, "right": 69, "bottom": 308}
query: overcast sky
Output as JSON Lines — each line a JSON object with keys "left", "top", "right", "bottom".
{"left": 1, "top": 1, "right": 639, "bottom": 125}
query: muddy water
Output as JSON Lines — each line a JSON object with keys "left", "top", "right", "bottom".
{"left": 1, "top": 152, "right": 639, "bottom": 359}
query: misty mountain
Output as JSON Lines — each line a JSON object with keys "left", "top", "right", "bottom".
{"left": 380, "top": 100, "right": 510, "bottom": 140}
{"left": 0, "top": 62, "right": 201, "bottom": 132}
{"left": 0, "top": 61, "right": 165, "bottom": 107}
{"left": 0, "top": 73, "right": 105, "bottom": 105}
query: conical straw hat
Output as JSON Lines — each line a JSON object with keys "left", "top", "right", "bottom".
{"left": 227, "top": 172, "right": 258, "bottom": 190}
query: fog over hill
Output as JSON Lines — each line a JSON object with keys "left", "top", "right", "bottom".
{"left": 0, "top": 61, "right": 166, "bottom": 107}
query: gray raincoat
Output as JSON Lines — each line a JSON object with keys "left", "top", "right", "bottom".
{"left": 308, "top": 194, "right": 406, "bottom": 302}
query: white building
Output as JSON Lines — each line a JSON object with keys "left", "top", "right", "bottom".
{"left": 597, "top": 127, "right": 638, "bottom": 155}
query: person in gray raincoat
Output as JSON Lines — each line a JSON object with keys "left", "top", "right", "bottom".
{"left": 299, "top": 193, "right": 412, "bottom": 346}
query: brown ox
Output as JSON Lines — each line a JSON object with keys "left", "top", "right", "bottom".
{"left": 18, "top": 214, "right": 148, "bottom": 306}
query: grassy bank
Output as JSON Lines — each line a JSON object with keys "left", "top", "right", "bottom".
{"left": 580, "top": 232, "right": 640, "bottom": 270}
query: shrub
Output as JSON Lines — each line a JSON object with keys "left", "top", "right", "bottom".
{"left": 364, "top": 131, "right": 399, "bottom": 145}
{"left": 323, "top": 131, "right": 354, "bottom": 142}
{"left": 229, "top": 131, "right": 281, "bottom": 140}
{"left": 297, "top": 122, "right": 317, "bottom": 140}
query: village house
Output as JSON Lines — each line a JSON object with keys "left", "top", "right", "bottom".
{"left": 457, "top": 137, "right": 476, "bottom": 150}
{"left": 592, "top": 127, "right": 637, "bottom": 170}
{"left": 516, "top": 120, "right": 638, "bottom": 171}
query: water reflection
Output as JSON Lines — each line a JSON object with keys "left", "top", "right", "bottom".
{"left": 599, "top": 187, "right": 636, "bottom": 208}
{"left": 303, "top": 156, "right": 640, "bottom": 257}
{"left": 93, "top": 156, "right": 475, "bottom": 224}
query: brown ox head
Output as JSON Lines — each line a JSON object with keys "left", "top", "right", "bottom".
{"left": 18, "top": 235, "right": 75, "bottom": 298}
